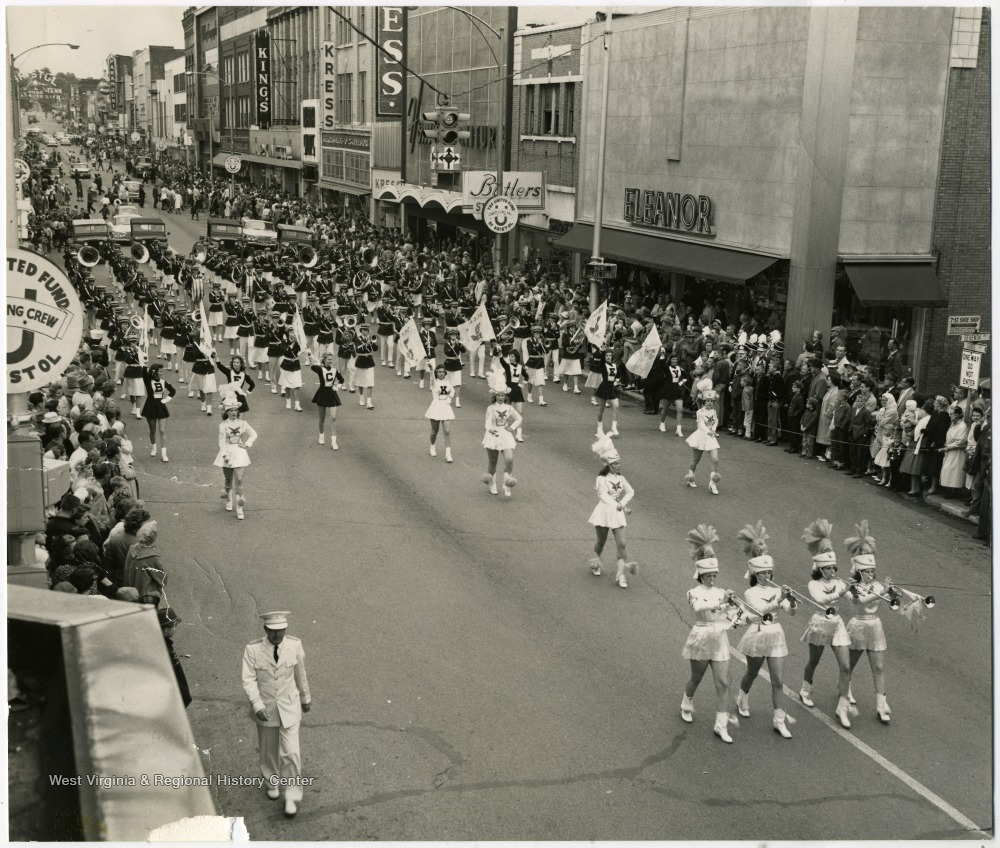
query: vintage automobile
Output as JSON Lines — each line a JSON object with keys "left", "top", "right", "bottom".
{"left": 240, "top": 218, "right": 278, "bottom": 251}
{"left": 108, "top": 207, "right": 144, "bottom": 243}
{"left": 276, "top": 224, "right": 317, "bottom": 265}
{"left": 122, "top": 180, "right": 142, "bottom": 202}
{"left": 206, "top": 218, "right": 244, "bottom": 252}
{"left": 69, "top": 162, "right": 91, "bottom": 180}
{"left": 135, "top": 157, "right": 154, "bottom": 179}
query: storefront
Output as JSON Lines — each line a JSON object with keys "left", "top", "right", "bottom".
{"left": 319, "top": 130, "right": 372, "bottom": 217}
{"left": 560, "top": 6, "right": 958, "bottom": 383}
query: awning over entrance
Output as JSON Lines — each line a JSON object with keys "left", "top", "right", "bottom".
{"left": 555, "top": 223, "right": 779, "bottom": 284}
{"left": 240, "top": 153, "right": 302, "bottom": 169}
{"left": 320, "top": 182, "right": 370, "bottom": 197}
{"left": 211, "top": 153, "right": 229, "bottom": 168}
{"left": 841, "top": 261, "right": 948, "bottom": 308}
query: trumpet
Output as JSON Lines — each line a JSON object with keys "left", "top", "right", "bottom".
{"left": 864, "top": 581, "right": 936, "bottom": 610}
{"left": 761, "top": 577, "right": 836, "bottom": 619}
{"left": 726, "top": 595, "right": 774, "bottom": 625}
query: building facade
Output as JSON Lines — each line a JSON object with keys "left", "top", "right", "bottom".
{"left": 555, "top": 6, "right": 989, "bottom": 387}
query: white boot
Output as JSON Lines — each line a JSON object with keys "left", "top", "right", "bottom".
{"left": 330, "top": 436, "right": 338, "bottom": 451}
{"left": 876, "top": 693, "right": 891, "bottom": 724}
{"left": 680, "top": 694, "right": 694, "bottom": 723}
{"left": 590, "top": 396, "right": 598, "bottom": 406}
{"left": 294, "top": 401, "right": 302, "bottom": 412}
{"left": 430, "top": 444, "right": 437, "bottom": 457}
{"left": 225, "top": 491, "right": 233, "bottom": 512}
{"left": 676, "top": 425, "right": 683, "bottom": 437}
{"left": 161, "top": 447, "right": 169, "bottom": 462}
{"left": 205, "top": 404, "right": 212, "bottom": 415}
{"left": 799, "top": 683, "right": 814, "bottom": 708}
{"left": 596, "top": 424, "right": 604, "bottom": 438}
{"left": 455, "top": 398, "right": 460, "bottom": 408}
{"left": 318, "top": 433, "right": 325, "bottom": 445}
{"left": 684, "top": 470, "right": 697, "bottom": 488}
{"left": 445, "top": 447, "right": 453, "bottom": 463}
{"left": 589, "top": 556, "right": 602, "bottom": 577}
{"left": 610, "top": 422, "right": 619, "bottom": 436}
{"left": 735, "top": 690, "right": 750, "bottom": 718}
{"left": 359, "top": 394, "right": 365, "bottom": 406}
{"left": 847, "top": 685, "right": 857, "bottom": 706}
{"left": 366, "top": 398, "right": 374, "bottom": 409}
{"left": 502, "top": 472, "right": 514, "bottom": 497}
{"left": 286, "top": 398, "right": 291, "bottom": 409}
{"left": 615, "top": 559, "right": 628, "bottom": 589}
{"left": 659, "top": 422, "right": 667, "bottom": 433}
{"left": 151, "top": 443, "right": 157, "bottom": 457}
{"left": 563, "top": 382, "right": 568, "bottom": 392}
{"left": 515, "top": 428, "right": 524, "bottom": 443}
{"left": 835, "top": 696, "right": 852, "bottom": 728}
{"left": 709, "top": 472, "right": 721, "bottom": 496}
{"left": 538, "top": 395, "right": 546, "bottom": 407}
{"left": 773, "top": 708, "right": 793, "bottom": 738}
{"left": 713, "top": 712, "right": 734, "bottom": 743}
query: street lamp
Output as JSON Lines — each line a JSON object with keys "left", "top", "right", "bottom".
{"left": 187, "top": 67, "right": 235, "bottom": 198}
{"left": 444, "top": 7, "right": 505, "bottom": 276}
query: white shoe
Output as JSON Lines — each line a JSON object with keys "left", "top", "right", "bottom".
{"left": 799, "top": 687, "right": 814, "bottom": 708}
{"left": 430, "top": 444, "right": 437, "bottom": 457}
{"left": 736, "top": 691, "right": 750, "bottom": 718}
{"left": 161, "top": 448, "right": 168, "bottom": 462}
{"left": 489, "top": 478, "right": 498, "bottom": 495}
{"left": 676, "top": 426, "right": 684, "bottom": 437}
{"left": 271, "top": 386, "right": 277, "bottom": 394}
{"left": 681, "top": 696, "right": 694, "bottom": 723}
{"left": 150, "top": 444, "right": 157, "bottom": 457}
{"left": 596, "top": 428, "right": 604, "bottom": 438}
{"left": 236, "top": 505, "right": 245, "bottom": 520}
{"left": 553, "top": 377, "right": 561, "bottom": 383}
{"left": 659, "top": 422, "right": 667, "bottom": 432}
{"left": 366, "top": 399, "right": 374, "bottom": 409}
{"left": 294, "top": 401, "right": 302, "bottom": 411}
{"left": 286, "top": 399, "right": 292, "bottom": 409}
{"left": 538, "top": 400, "right": 547, "bottom": 406}
{"left": 283, "top": 799, "right": 297, "bottom": 818}
{"left": 445, "top": 448, "right": 453, "bottom": 463}
{"left": 515, "top": 431, "right": 524, "bottom": 443}
{"left": 773, "top": 709, "right": 793, "bottom": 739}
{"left": 418, "top": 380, "right": 425, "bottom": 389}
{"left": 225, "top": 492, "right": 233, "bottom": 512}
{"left": 266, "top": 786, "right": 280, "bottom": 800}
{"left": 120, "top": 392, "right": 126, "bottom": 400}
{"left": 502, "top": 484, "right": 512, "bottom": 497}
{"left": 396, "top": 370, "right": 402, "bottom": 376}
{"left": 318, "top": 433, "right": 325, "bottom": 445}
{"left": 616, "top": 574, "right": 628, "bottom": 589}
{"left": 684, "top": 470, "right": 697, "bottom": 488}
{"left": 610, "top": 423, "right": 619, "bottom": 436}
{"left": 187, "top": 391, "right": 194, "bottom": 398}
{"left": 201, "top": 403, "right": 207, "bottom": 412}
{"left": 589, "top": 557, "right": 602, "bottom": 576}
{"left": 359, "top": 395, "right": 365, "bottom": 406}
{"left": 836, "top": 699, "right": 852, "bottom": 729}
{"left": 455, "top": 399, "right": 461, "bottom": 408}
{"left": 573, "top": 388, "right": 581, "bottom": 394}
{"left": 527, "top": 395, "right": 533, "bottom": 404}
{"left": 713, "top": 715, "right": 734, "bottom": 744}
{"left": 848, "top": 687, "right": 857, "bottom": 706}
{"left": 876, "top": 693, "right": 891, "bottom": 724}
{"left": 330, "top": 437, "right": 338, "bottom": 450}
{"left": 562, "top": 383, "right": 568, "bottom": 392}
{"left": 206, "top": 405, "right": 212, "bottom": 415}
{"left": 709, "top": 481, "right": 719, "bottom": 495}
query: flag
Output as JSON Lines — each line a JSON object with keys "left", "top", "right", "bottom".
{"left": 583, "top": 300, "right": 608, "bottom": 348}
{"left": 397, "top": 317, "right": 427, "bottom": 365}
{"left": 626, "top": 325, "right": 663, "bottom": 379}
{"left": 137, "top": 307, "right": 150, "bottom": 366}
{"left": 194, "top": 299, "right": 215, "bottom": 361}
{"left": 459, "top": 303, "right": 495, "bottom": 352}
{"left": 900, "top": 599, "right": 929, "bottom": 632}
{"left": 291, "top": 308, "right": 309, "bottom": 352}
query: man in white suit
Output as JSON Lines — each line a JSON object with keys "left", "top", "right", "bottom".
{"left": 241, "top": 611, "right": 312, "bottom": 817}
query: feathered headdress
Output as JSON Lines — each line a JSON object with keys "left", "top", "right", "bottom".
{"left": 737, "top": 521, "right": 773, "bottom": 578}
{"left": 486, "top": 370, "right": 508, "bottom": 396}
{"left": 591, "top": 432, "right": 620, "bottom": 465}
{"left": 844, "top": 520, "right": 876, "bottom": 574}
{"left": 687, "top": 524, "right": 720, "bottom": 579}
{"left": 802, "top": 518, "right": 836, "bottom": 564}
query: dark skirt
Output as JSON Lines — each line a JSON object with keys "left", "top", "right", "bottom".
{"left": 507, "top": 384, "right": 525, "bottom": 404}
{"left": 182, "top": 345, "right": 201, "bottom": 362}
{"left": 595, "top": 382, "right": 619, "bottom": 401}
{"left": 899, "top": 448, "right": 924, "bottom": 476}
{"left": 141, "top": 397, "right": 170, "bottom": 420}
{"left": 921, "top": 450, "right": 943, "bottom": 479}
{"left": 123, "top": 364, "right": 143, "bottom": 378}
{"left": 312, "top": 386, "right": 341, "bottom": 407}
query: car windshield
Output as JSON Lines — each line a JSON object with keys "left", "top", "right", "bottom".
{"left": 243, "top": 220, "right": 275, "bottom": 233}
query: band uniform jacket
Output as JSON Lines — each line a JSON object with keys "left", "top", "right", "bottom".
{"left": 241, "top": 635, "right": 312, "bottom": 728}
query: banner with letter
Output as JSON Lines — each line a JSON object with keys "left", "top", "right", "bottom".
{"left": 376, "top": 7, "right": 406, "bottom": 118}
{"left": 397, "top": 316, "right": 426, "bottom": 365}
{"left": 255, "top": 32, "right": 271, "bottom": 129}
{"left": 458, "top": 303, "right": 496, "bottom": 352}
{"left": 583, "top": 300, "right": 608, "bottom": 348}
{"left": 626, "top": 326, "right": 662, "bottom": 379}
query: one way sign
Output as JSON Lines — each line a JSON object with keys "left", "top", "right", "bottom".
{"left": 430, "top": 145, "right": 462, "bottom": 172}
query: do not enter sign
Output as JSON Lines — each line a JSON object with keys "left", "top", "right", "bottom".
{"left": 6, "top": 249, "right": 84, "bottom": 392}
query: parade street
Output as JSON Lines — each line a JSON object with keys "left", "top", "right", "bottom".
{"left": 84, "top": 202, "right": 995, "bottom": 842}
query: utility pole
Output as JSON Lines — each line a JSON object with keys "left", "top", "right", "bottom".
{"left": 589, "top": 10, "right": 613, "bottom": 311}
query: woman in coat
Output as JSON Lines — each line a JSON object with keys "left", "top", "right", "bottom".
{"left": 939, "top": 404, "right": 970, "bottom": 491}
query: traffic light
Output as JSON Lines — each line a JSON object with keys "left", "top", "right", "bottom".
{"left": 422, "top": 109, "right": 471, "bottom": 145}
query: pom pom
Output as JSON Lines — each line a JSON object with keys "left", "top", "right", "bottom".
{"left": 802, "top": 518, "right": 834, "bottom": 555}
{"left": 844, "top": 520, "right": 876, "bottom": 557}
{"left": 687, "top": 524, "right": 719, "bottom": 562}
{"left": 737, "top": 521, "right": 770, "bottom": 558}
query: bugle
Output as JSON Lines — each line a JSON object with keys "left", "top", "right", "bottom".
{"left": 883, "top": 581, "right": 936, "bottom": 609}
{"left": 761, "top": 577, "right": 835, "bottom": 619}
{"left": 726, "top": 595, "right": 774, "bottom": 624}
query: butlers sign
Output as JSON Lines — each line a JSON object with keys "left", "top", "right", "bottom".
{"left": 623, "top": 187, "right": 715, "bottom": 236}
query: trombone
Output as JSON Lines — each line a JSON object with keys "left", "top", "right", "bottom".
{"left": 761, "top": 577, "right": 836, "bottom": 619}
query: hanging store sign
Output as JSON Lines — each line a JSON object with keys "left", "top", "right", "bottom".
{"left": 255, "top": 31, "right": 271, "bottom": 130}
{"left": 947, "top": 315, "right": 981, "bottom": 335}
{"left": 107, "top": 56, "right": 118, "bottom": 111}
{"left": 463, "top": 171, "right": 545, "bottom": 213}
{"left": 623, "top": 187, "right": 715, "bottom": 237}
{"left": 321, "top": 41, "right": 336, "bottom": 130}
{"left": 376, "top": 7, "right": 406, "bottom": 118}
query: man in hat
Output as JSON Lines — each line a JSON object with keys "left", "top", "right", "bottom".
{"left": 242, "top": 611, "right": 312, "bottom": 817}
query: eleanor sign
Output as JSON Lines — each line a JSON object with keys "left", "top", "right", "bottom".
{"left": 623, "top": 187, "right": 715, "bottom": 236}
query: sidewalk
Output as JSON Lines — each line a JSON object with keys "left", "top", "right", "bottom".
{"left": 619, "top": 386, "right": 982, "bottom": 529}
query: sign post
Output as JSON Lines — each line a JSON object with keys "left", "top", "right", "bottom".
{"left": 960, "top": 350, "right": 982, "bottom": 390}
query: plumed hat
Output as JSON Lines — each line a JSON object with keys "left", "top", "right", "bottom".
{"left": 802, "top": 518, "right": 836, "bottom": 564}
{"left": 688, "top": 524, "right": 720, "bottom": 579}
{"left": 844, "top": 520, "right": 877, "bottom": 575}
{"left": 737, "top": 520, "right": 773, "bottom": 579}
{"left": 591, "top": 432, "right": 620, "bottom": 465}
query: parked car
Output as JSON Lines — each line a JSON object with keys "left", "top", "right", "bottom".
{"left": 135, "top": 157, "right": 154, "bottom": 179}
{"left": 122, "top": 180, "right": 142, "bottom": 202}
{"left": 70, "top": 162, "right": 91, "bottom": 180}
{"left": 240, "top": 218, "right": 278, "bottom": 251}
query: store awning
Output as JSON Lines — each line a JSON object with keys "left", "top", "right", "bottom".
{"left": 240, "top": 153, "right": 302, "bottom": 169}
{"left": 842, "top": 261, "right": 947, "bottom": 308}
{"left": 555, "top": 223, "right": 779, "bottom": 284}
{"left": 211, "top": 153, "right": 229, "bottom": 168}
{"left": 319, "top": 181, "right": 370, "bottom": 196}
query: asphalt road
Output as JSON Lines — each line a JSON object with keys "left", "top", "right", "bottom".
{"left": 55, "top": 130, "right": 994, "bottom": 840}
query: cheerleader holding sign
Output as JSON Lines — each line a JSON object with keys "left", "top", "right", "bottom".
{"left": 587, "top": 434, "right": 637, "bottom": 588}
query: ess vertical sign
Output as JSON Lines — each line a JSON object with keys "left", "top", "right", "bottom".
{"left": 376, "top": 7, "right": 406, "bottom": 118}
{"left": 255, "top": 31, "right": 271, "bottom": 129}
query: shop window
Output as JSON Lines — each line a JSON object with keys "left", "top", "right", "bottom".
{"left": 303, "top": 133, "right": 316, "bottom": 157}
{"left": 541, "top": 84, "right": 560, "bottom": 135}
{"left": 832, "top": 268, "right": 914, "bottom": 379}
{"left": 322, "top": 148, "right": 344, "bottom": 180}
{"left": 302, "top": 106, "right": 316, "bottom": 129}
{"left": 524, "top": 86, "right": 536, "bottom": 134}
{"left": 337, "top": 73, "right": 352, "bottom": 124}
{"left": 345, "top": 151, "right": 369, "bottom": 186}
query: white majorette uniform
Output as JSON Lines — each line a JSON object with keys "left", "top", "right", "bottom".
{"left": 736, "top": 584, "right": 793, "bottom": 658}
{"left": 686, "top": 405, "right": 721, "bottom": 451}
{"left": 214, "top": 418, "right": 258, "bottom": 468}
{"left": 425, "top": 378, "right": 456, "bottom": 421}
{"left": 588, "top": 472, "right": 634, "bottom": 530}
{"left": 844, "top": 580, "right": 888, "bottom": 651}
{"left": 682, "top": 584, "right": 734, "bottom": 662}
{"left": 800, "top": 575, "right": 851, "bottom": 646}
{"left": 482, "top": 402, "right": 518, "bottom": 451}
